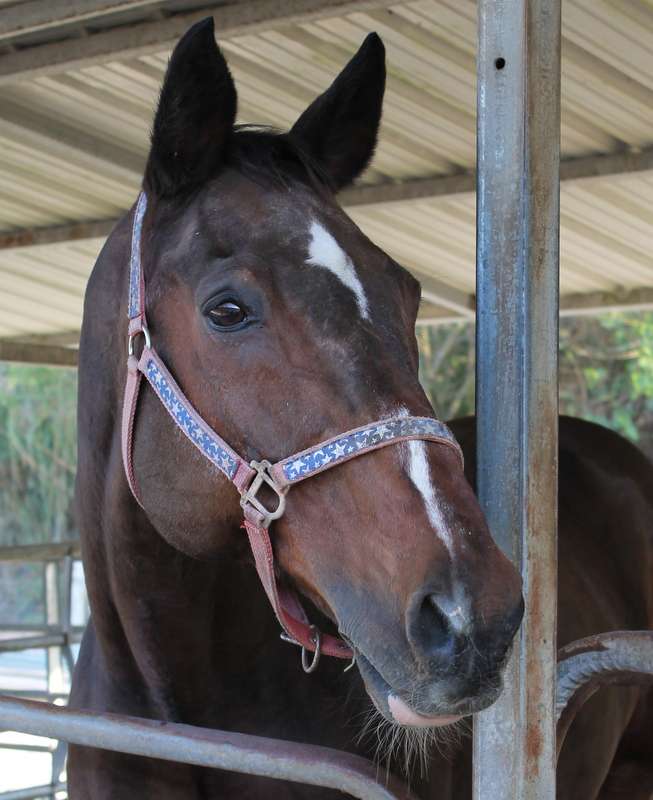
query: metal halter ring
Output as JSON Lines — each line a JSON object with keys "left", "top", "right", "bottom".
{"left": 301, "top": 625, "right": 322, "bottom": 674}
{"left": 128, "top": 325, "right": 151, "bottom": 356}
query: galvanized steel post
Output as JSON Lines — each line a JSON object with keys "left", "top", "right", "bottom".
{"left": 473, "top": 1, "right": 561, "bottom": 799}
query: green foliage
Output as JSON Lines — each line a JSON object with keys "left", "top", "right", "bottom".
{"left": 0, "top": 563, "right": 45, "bottom": 625}
{"left": 0, "top": 363, "right": 77, "bottom": 547}
{"left": 558, "top": 312, "right": 653, "bottom": 455}
{"left": 0, "top": 364, "right": 76, "bottom": 623}
{"left": 417, "top": 323, "right": 476, "bottom": 421}
{"left": 417, "top": 311, "right": 653, "bottom": 460}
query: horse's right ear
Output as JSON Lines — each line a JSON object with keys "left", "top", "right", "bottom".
{"left": 144, "top": 18, "right": 237, "bottom": 198}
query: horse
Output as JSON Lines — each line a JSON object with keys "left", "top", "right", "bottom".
{"left": 68, "top": 19, "right": 652, "bottom": 799}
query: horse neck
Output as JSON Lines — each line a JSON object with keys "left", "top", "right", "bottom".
{"left": 81, "top": 498, "right": 287, "bottom": 722}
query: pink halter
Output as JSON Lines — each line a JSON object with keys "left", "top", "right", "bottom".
{"left": 121, "top": 193, "right": 463, "bottom": 672}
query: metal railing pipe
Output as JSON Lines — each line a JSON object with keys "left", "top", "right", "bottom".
{"left": 0, "top": 542, "right": 80, "bottom": 563}
{"left": 0, "top": 696, "right": 414, "bottom": 800}
{"left": 0, "top": 784, "right": 64, "bottom": 800}
{"left": 0, "top": 632, "right": 82, "bottom": 653}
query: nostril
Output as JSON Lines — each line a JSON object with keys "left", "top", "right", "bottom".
{"left": 409, "top": 593, "right": 460, "bottom": 662}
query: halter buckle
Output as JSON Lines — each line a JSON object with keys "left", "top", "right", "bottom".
{"left": 240, "top": 459, "right": 286, "bottom": 528}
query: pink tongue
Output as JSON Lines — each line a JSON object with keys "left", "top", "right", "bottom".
{"left": 388, "top": 694, "right": 462, "bottom": 728}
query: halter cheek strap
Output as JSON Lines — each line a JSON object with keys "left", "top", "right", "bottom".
{"left": 121, "top": 192, "right": 464, "bottom": 671}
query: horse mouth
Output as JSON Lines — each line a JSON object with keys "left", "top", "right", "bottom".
{"left": 353, "top": 648, "right": 502, "bottom": 728}
{"left": 386, "top": 695, "right": 463, "bottom": 728}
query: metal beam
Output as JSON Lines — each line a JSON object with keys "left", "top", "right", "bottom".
{"left": 0, "top": 341, "right": 78, "bottom": 366}
{"left": 0, "top": 0, "right": 396, "bottom": 85}
{"left": 560, "top": 286, "right": 653, "bottom": 316}
{"left": 0, "top": 541, "right": 81, "bottom": 562}
{"left": 0, "top": 219, "right": 115, "bottom": 249}
{"left": 0, "top": 695, "right": 414, "bottom": 800}
{"left": 342, "top": 145, "right": 653, "bottom": 208}
{"left": 416, "top": 312, "right": 468, "bottom": 327}
{"left": 559, "top": 146, "right": 653, "bottom": 183}
{"left": 0, "top": 99, "right": 143, "bottom": 184}
{"left": 420, "top": 286, "right": 653, "bottom": 326}
{"left": 340, "top": 172, "right": 475, "bottom": 207}
{"left": 473, "top": 2, "right": 560, "bottom": 799}
{"left": 416, "top": 274, "right": 474, "bottom": 318}
{"left": 0, "top": 0, "right": 165, "bottom": 41}
{"left": 5, "top": 329, "right": 82, "bottom": 347}
{"left": 2, "top": 145, "right": 652, "bottom": 253}
{"left": 0, "top": 784, "right": 66, "bottom": 800}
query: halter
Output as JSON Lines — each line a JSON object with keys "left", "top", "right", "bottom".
{"left": 121, "top": 192, "right": 464, "bottom": 672}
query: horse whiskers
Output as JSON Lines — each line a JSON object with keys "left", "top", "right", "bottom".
{"left": 355, "top": 704, "right": 467, "bottom": 780}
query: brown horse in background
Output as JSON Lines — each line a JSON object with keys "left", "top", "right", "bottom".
{"left": 68, "top": 19, "right": 652, "bottom": 799}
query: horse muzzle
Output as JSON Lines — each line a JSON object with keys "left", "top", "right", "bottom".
{"left": 349, "top": 589, "right": 524, "bottom": 728}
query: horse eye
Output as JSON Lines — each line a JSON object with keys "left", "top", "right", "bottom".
{"left": 207, "top": 301, "right": 247, "bottom": 328}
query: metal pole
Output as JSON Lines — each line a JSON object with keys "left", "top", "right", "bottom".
{"left": 0, "top": 696, "right": 414, "bottom": 800}
{"left": 473, "top": 1, "right": 560, "bottom": 799}
{"left": 44, "top": 562, "right": 65, "bottom": 697}
{"left": 59, "top": 554, "right": 76, "bottom": 677}
{"left": 0, "top": 784, "right": 65, "bottom": 800}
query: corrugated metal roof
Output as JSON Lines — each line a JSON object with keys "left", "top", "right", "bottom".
{"left": 0, "top": 0, "right": 652, "bottom": 340}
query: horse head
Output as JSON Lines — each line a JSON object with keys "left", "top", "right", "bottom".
{"left": 80, "top": 18, "right": 523, "bottom": 734}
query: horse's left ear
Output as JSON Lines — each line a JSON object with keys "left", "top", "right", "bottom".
{"left": 290, "top": 33, "right": 385, "bottom": 190}
{"left": 144, "top": 17, "right": 237, "bottom": 197}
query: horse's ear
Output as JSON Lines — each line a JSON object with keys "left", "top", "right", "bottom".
{"left": 290, "top": 33, "right": 385, "bottom": 191}
{"left": 144, "top": 17, "right": 237, "bottom": 197}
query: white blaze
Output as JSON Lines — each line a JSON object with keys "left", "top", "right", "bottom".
{"left": 306, "top": 221, "right": 369, "bottom": 319}
{"left": 398, "top": 407, "right": 453, "bottom": 552}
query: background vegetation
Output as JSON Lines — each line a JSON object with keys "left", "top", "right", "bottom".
{"left": 418, "top": 311, "right": 653, "bottom": 458}
{"left": 0, "top": 364, "right": 77, "bottom": 624}
{"left": 0, "top": 364, "right": 77, "bottom": 547}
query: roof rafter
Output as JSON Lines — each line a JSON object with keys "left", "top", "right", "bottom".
{"left": 0, "top": 340, "right": 78, "bottom": 366}
{"left": 0, "top": 98, "right": 144, "bottom": 185}
{"left": 0, "top": 0, "right": 396, "bottom": 85}
{"left": 343, "top": 146, "right": 653, "bottom": 208}
{"left": 0, "top": 219, "right": 117, "bottom": 249}
{"left": 416, "top": 286, "right": 653, "bottom": 326}
{"left": 2, "top": 145, "right": 651, "bottom": 250}
{"left": 0, "top": 0, "right": 166, "bottom": 42}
